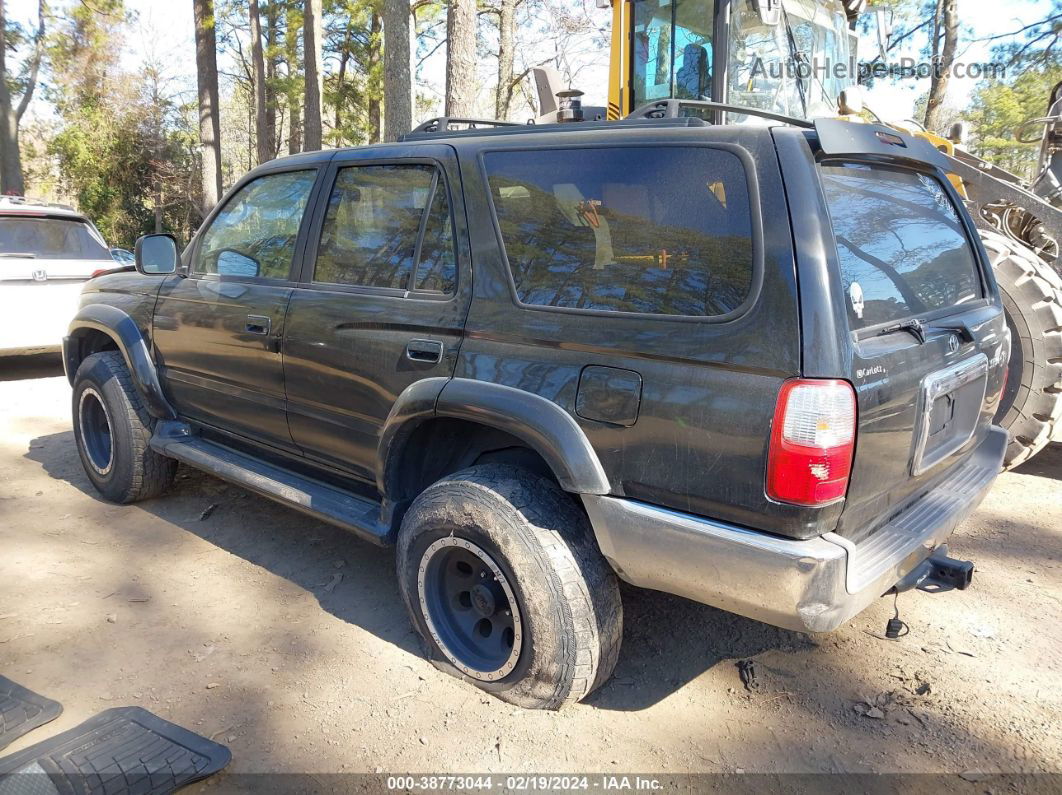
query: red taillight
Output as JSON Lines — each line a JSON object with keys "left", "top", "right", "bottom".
{"left": 767, "top": 379, "right": 857, "bottom": 506}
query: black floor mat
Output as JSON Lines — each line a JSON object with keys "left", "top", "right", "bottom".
{"left": 0, "top": 677, "right": 62, "bottom": 753}
{"left": 0, "top": 706, "right": 231, "bottom": 795}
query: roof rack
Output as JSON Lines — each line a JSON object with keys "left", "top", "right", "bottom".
{"left": 402, "top": 116, "right": 525, "bottom": 140}
{"left": 626, "top": 99, "right": 814, "bottom": 129}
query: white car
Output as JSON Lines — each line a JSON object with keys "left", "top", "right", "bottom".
{"left": 0, "top": 197, "right": 119, "bottom": 356}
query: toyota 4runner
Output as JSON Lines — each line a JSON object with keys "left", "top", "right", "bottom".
{"left": 63, "top": 116, "right": 1009, "bottom": 709}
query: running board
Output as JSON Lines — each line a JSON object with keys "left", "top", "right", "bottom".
{"left": 150, "top": 425, "right": 390, "bottom": 545}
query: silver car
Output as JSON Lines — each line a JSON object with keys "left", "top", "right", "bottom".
{"left": 0, "top": 197, "right": 118, "bottom": 356}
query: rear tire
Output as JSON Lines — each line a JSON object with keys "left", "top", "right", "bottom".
{"left": 72, "top": 351, "right": 177, "bottom": 503}
{"left": 395, "top": 464, "right": 622, "bottom": 710}
{"left": 981, "top": 231, "right": 1062, "bottom": 468}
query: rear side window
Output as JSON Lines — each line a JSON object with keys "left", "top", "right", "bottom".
{"left": 484, "top": 146, "right": 754, "bottom": 317}
{"left": 820, "top": 164, "right": 983, "bottom": 330}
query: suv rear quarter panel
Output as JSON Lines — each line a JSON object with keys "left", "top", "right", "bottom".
{"left": 455, "top": 126, "right": 818, "bottom": 537}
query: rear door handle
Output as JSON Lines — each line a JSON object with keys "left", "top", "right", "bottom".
{"left": 246, "top": 315, "right": 271, "bottom": 335}
{"left": 406, "top": 339, "right": 444, "bottom": 363}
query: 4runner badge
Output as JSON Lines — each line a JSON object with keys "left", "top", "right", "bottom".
{"left": 848, "top": 282, "right": 864, "bottom": 319}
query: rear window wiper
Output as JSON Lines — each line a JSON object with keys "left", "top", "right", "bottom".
{"left": 875, "top": 318, "right": 926, "bottom": 344}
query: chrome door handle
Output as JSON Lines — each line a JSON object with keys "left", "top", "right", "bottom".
{"left": 246, "top": 315, "right": 271, "bottom": 335}
{"left": 406, "top": 339, "right": 444, "bottom": 363}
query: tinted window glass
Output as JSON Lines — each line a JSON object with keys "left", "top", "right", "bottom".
{"left": 413, "top": 184, "right": 456, "bottom": 293}
{"left": 315, "top": 165, "right": 438, "bottom": 290}
{"left": 632, "top": 0, "right": 715, "bottom": 106}
{"left": 820, "top": 164, "right": 983, "bottom": 330}
{"left": 485, "top": 147, "right": 753, "bottom": 316}
{"left": 0, "top": 217, "right": 110, "bottom": 260}
{"left": 194, "top": 170, "right": 316, "bottom": 279}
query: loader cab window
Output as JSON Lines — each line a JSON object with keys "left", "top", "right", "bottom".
{"left": 727, "top": 0, "right": 850, "bottom": 122}
{"left": 632, "top": 0, "right": 715, "bottom": 107}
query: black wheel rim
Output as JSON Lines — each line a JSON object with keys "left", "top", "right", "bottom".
{"left": 79, "top": 387, "right": 113, "bottom": 476}
{"left": 418, "top": 538, "right": 522, "bottom": 682}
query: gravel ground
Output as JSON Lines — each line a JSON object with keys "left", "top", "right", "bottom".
{"left": 0, "top": 354, "right": 1060, "bottom": 788}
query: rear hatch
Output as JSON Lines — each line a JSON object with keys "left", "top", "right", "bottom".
{"left": 814, "top": 143, "right": 1008, "bottom": 541}
{"left": 0, "top": 212, "right": 114, "bottom": 281}
{"left": 0, "top": 212, "right": 116, "bottom": 350}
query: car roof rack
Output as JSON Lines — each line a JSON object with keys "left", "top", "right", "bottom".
{"left": 626, "top": 99, "right": 814, "bottom": 129}
{"left": 399, "top": 115, "right": 712, "bottom": 143}
{"left": 402, "top": 116, "right": 526, "bottom": 140}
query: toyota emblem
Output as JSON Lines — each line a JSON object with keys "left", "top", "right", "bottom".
{"left": 947, "top": 334, "right": 959, "bottom": 354}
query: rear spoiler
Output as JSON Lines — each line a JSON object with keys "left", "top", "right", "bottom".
{"left": 813, "top": 119, "right": 951, "bottom": 171}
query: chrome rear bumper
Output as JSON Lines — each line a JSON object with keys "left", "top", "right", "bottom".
{"left": 582, "top": 426, "right": 1006, "bottom": 633}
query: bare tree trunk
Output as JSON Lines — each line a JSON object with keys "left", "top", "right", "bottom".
{"left": 383, "top": 0, "right": 412, "bottom": 141}
{"left": 334, "top": 39, "right": 349, "bottom": 145}
{"left": 249, "top": 0, "right": 271, "bottom": 164}
{"left": 286, "top": 1, "right": 302, "bottom": 154}
{"left": 303, "top": 0, "right": 324, "bottom": 151}
{"left": 0, "top": 0, "right": 45, "bottom": 196}
{"left": 265, "top": 2, "right": 279, "bottom": 158}
{"left": 445, "top": 0, "right": 476, "bottom": 117}
{"left": 494, "top": 0, "right": 515, "bottom": 120}
{"left": 367, "top": 12, "right": 381, "bottom": 144}
{"left": 924, "top": 0, "right": 958, "bottom": 132}
{"left": 193, "top": 0, "right": 223, "bottom": 212}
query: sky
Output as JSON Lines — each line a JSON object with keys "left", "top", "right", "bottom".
{"left": 5, "top": 0, "right": 1057, "bottom": 126}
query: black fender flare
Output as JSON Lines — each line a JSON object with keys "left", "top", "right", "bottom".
{"left": 65, "top": 304, "right": 178, "bottom": 420}
{"left": 376, "top": 377, "right": 611, "bottom": 498}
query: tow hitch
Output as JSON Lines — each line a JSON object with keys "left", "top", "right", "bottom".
{"left": 882, "top": 549, "right": 975, "bottom": 639}
{"left": 893, "top": 549, "right": 975, "bottom": 594}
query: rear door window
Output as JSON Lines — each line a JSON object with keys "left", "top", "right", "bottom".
{"left": 313, "top": 164, "right": 456, "bottom": 293}
{"left": 484, "top": 146, "right": 755, "bottom": 317}
{"left": 820, "top": 164, "right": 983, "bottom": 330}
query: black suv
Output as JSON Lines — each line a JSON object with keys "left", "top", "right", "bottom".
{"left": 64, "top": 115, "right": 1008, "bottom": 709}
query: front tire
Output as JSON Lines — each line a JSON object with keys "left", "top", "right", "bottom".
{"left": 72, "top": 351, "right": 177, "bottom": 503}
{"left": 396, "top": 465, "right": 622, "bottom": 710}
{"left": 981, "top": 231, "right": 1062, "bottom": 468}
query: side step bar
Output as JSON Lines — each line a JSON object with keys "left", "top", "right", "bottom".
{"left": 150, "top": 424, "right": 391, "bottom": 546}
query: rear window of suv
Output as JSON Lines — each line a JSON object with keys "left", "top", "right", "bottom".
{"left": 820, "top": 164, "right": 983, "bottom": 331}
{"left": 484, "top": 146, "right": 755, "bottom": 317}
{"left": 0, "top": 216, "right": 109, "bottom": 260}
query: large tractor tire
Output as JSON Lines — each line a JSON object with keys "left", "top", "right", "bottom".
{"left": 980, "top": 230, "right": 1062, "bottom": 468}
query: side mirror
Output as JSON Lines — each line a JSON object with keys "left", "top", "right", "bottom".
{"left": 134, "top": 234, "right": 178, "bottom": 275}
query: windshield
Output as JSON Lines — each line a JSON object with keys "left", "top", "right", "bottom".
{"left": 0, "top": 216, "right": 110, "bottom": 260}
{"left": 727, "top": 0, "right": 850, "bottom": 122}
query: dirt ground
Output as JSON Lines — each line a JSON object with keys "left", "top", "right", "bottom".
{"left": 1, "top": 354, "right": 1060, "bottom": 787}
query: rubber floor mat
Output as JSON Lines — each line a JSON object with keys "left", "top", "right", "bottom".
{"left": 0, "top": 677, "right": 61, "bottom": 753}
{"left": 0, "top": 706, "right": 231, "bottom": 795}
